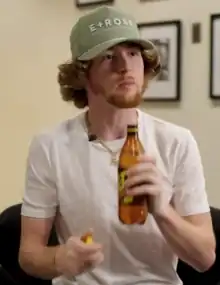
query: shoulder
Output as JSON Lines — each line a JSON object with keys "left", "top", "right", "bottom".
{"left": 140, "top": 110, "right": 195, "bottom": 150}
{"left": 138, "top": 110, "right": 200, "bottom": 175}
{"left": 27, "top": 113, "right": 85, "bottom": 156}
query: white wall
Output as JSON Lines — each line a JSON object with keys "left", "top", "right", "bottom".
{"left": 0, "top": 0, "right": 220, "bottom": 210}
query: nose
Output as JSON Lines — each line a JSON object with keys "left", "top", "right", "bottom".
{"left": 113, "top": 53, "right": 131, "bottom": 74}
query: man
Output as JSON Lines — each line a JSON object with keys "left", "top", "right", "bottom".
{"left": 19, "top": 6, "right": 216, "bottom": 285}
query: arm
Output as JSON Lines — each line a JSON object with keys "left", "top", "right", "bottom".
{"left": 19, "top": 134, "right": 104, "bottom": 279}
{"left": 154, "top": 130, "right": 216, "bottom": 272}
{"left": 19, "top": 216, "right": 61, "bottom": 279}
{"left": 154, "top": 206, "right": 215, "bottom": 272}
{"left": 19, "top": 134, "right": 61, "bottom": 279}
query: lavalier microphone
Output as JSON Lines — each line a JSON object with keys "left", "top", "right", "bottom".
{"left": 88, "top": 134, "right": 97, "bottom": 141}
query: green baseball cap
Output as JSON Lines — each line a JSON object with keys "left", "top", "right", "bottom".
{"left": 70, "top": 6, "right": 156, "bottom": 61}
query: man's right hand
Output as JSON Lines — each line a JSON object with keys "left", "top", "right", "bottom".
{"left": 54, "top": 235, "right": 104, "bottom": 278}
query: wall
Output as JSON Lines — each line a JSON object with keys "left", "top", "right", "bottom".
{"left": 0, "top": 0, "right": 219, "bottom": 211}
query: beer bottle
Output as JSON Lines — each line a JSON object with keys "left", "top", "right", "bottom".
{"left": 118, "top": 124, "right": 148, "bottom": 225}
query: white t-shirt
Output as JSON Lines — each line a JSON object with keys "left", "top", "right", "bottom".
{"left": 21, "top": 109, "right": 210, "bottom": 285}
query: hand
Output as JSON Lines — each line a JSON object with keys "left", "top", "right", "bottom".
{"left": 124, "top": 155, "right": 173, "bottom": 216}
{"left": 55, "top": 230, "right": 104, "bottom": 278}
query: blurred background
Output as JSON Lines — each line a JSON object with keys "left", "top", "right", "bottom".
{"left": 0, "top": 0, "right": 219, "bottom": 211}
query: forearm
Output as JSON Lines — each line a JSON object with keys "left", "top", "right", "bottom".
{"left": 154, "top": 205, "right": 216, "bottom": 272}
{"left": 19, "top": 245, "right": 62, "bottom": 279}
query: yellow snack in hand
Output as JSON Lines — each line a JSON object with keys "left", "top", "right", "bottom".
{"left": 85, "top": 235, "right": 93, "bottom": 244}
{"left": 81, "top": 232, "right": 93, "bottom": 244}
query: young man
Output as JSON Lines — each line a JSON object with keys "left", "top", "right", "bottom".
{"left": 19, "top": 6, "right": 216, "bottom": 285}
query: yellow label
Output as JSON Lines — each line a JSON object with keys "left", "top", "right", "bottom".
{"left": 123, "top": 196, "right": 133, "bottom": 204}
{"left": 118, "top": 168, "right": 133, "bottom": 204}
{"left": 118, "top": 169, "right": 126, "bottom": 193}
{"left": 127, "top": 127, "right": 138, "bottom": 133}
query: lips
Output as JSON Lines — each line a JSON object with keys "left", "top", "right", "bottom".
{"left": 118, "top": 77, "right": 135, "bottom": 86}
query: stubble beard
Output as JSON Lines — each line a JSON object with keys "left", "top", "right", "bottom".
{"left": 106, "top": 91, "right": 142, "bottom": 109}
{"left": 89, "top": 80, "right": 145, "bottom": 109}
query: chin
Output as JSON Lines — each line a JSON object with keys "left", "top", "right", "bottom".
{"left": 106, "top": 89, "right": 142, "bottom": 108}
{"left": 108, "top": 97, "right": 142, "bottom": 109}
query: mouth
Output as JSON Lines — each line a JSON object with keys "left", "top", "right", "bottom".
{"left": 118, "top": 77, "right": 135, "bottom": 87}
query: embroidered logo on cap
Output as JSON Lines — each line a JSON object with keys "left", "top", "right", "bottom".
{"left": 89, "top": 17, "right": 134, "bottom": 33}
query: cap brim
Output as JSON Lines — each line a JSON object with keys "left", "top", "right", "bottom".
{"left": 77, "top": 37, "right": 156, "bottom": 61}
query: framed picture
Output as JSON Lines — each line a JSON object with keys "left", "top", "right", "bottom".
{"left": 138, "top": 20, "right": 182, "bottom": 101}
{"left": 210, "top": 14, "right": 220, "bottom": 99}
{"left": 75, "top": 0, "right": 114, "bottom": 8}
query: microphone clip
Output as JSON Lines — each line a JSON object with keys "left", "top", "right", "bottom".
{"left": 88, "top": 134, "right": 97, "bottom": 141}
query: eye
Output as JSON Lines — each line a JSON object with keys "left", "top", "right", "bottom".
{"left": 104, "top": 54, "right": 113, "bottom": 60}
{"left": 102, "top": 52, "right": 114, "bottom": 61}
{"left": 129, "top": 50, "right": 140, "bottom": 56}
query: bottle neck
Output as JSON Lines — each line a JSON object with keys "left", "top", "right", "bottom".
{"left": 127, "top": 125, "right": 139, "bottom": 138}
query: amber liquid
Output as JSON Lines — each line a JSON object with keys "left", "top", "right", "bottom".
{"left": 118, "top": 125, "right": 148, "bottom": 225}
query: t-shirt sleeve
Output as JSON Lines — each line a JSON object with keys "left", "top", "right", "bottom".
{"left": 21, "top": 134, "right": 58, "bottom": 218}
{"left": 172, "top": 130, "right": 210, "bottom": 216}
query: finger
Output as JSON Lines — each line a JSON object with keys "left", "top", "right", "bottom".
{"left": 68, "top": 237, "right": 102, "bottom": 255}
{"left": 124, "top": 173, "right": 157, "bottom": 189}
{"left": 138, "top": 155, "right": 156, "bottom": 164}
{"left": 127, "top": 162, "right": 156, "bottom": 177}
{"left": 126, "top": 184, "right": 160, "bottom": 196}
{"left": 78, "top": 242, "right": 103, "bottom": 255}
{"left": 87, "top": 251, "right": 104, "bottom": 267}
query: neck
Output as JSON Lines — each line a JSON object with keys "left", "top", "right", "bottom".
{"left": 87, "top": 106, "right": 138, "bottom": 141}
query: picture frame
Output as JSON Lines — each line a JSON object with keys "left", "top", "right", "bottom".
{"left": 75, "top": 0, "right": 114, "bottom": 8}
{"left": 138, "top": 20, "right": 182, "bottom": 101}
{"left": 210, "top": 13, "right": 220, "bottom": 99}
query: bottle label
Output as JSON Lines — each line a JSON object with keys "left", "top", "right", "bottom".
{"left": 118, "top": 168, "right": 133, "bottom": 204}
